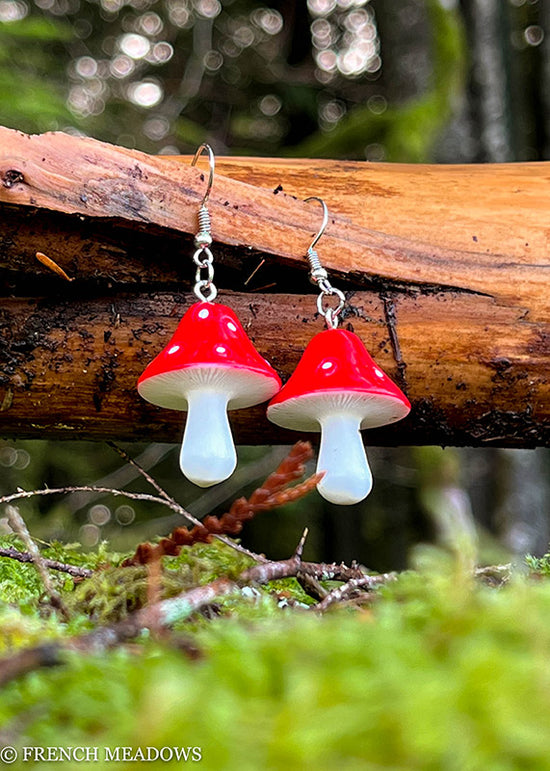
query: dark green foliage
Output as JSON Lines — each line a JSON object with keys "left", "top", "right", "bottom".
{"left": 290, "top": 0, "right": 466, "bottom": 161}
{"left": 0, "top": 1, "right": 468, "bottom": 160}
{"left": 0, "top": 17, "right": 74, "bottom": 132}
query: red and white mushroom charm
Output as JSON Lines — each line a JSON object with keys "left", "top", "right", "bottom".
{"left": 138, "top": 302, "right": 281, "bottom": 487}
{"left": 267, "top": 195, "right": 411, "bottom": 505}
{"left": 137, "top": 144, "right": 281, "bottom": 487}
{"left": 268, "top": 329, "right": 410, "bottom": 505}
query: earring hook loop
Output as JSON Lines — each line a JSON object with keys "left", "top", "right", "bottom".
{"left": 303, "top": 196, "right": 345, "bottom": 329}
{"left": 191, "top": 143, "right": 217, "bottom": 302}
{"left": 191, "top": 143, "right": 215, "bottom": 208}
{"left": 304, "top": 196, "right": 328, "bottom": 253}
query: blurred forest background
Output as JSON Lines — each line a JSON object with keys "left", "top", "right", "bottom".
{"left": 0, "top": 0, "right": 549, "bottom": 570}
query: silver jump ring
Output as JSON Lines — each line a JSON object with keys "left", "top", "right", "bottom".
{"left": 318, "top": 277, "right": 333, "bottom": 294}
{"left": 194, "top": 280, "right": 217, "bottom": 302}
{"left": 195, "top": 260, "right": 214, "bottom": 288}
{"left": 317, "top": 286, "right": 346, "bottom": 329}
{"left": 193, "top": 247, "right": 213, "bottom": 268}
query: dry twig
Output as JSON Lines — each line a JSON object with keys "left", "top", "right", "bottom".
{"left": 107, "top": 441, "right": 265, "bottom": 564}
{"left": 107, "top": 441, "right": 181, "bottom": 509}
{"left": 6, "top": 505, "right": 71, "bottom": 621}
{"left": 0, "top": 547, "right": 92, "bottom": 579}
{"left": 314, "top": 575, "right": 391, "bottom": 613}
{"left": 123, "top": 442, "right": 320, "bottom": 566}
{"left": 0, "top": 485, "right": 188, "bottom": 513}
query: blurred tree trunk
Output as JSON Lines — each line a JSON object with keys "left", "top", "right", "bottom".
{"left": 374, "top": 0, "right": 432, "bottom": 104}
{"left": 494, "top": 449, "right": 550, "bottom": 557}
{"left": 459, "top": 0, "right": 513, "bottom": 161}
{"left": 538, "top": 0, "right": 550, "bottom": 158}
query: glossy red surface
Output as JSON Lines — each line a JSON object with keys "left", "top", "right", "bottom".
{"left": 268, "top": 328, "right": 410, "bottom": 410}
{"left": 138, "top": 301, "right": 281, "bottom": 386}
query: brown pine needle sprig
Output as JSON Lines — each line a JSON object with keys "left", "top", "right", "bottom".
{"left": 124, "top": 442, "right": 322, "bottom": 566}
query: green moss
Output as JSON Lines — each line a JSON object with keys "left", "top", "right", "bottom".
{"left": 4, "top": 540, "right": 550, "bottom": 769}
{"left": 526, "top": 551, "right": 550, "bottom": 576}
{"left": 163, "top": 540, "right": 255, "bottom": 583}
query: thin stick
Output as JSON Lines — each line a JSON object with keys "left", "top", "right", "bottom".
{"left": 106, "top": 442, "right": 180, "bottom": 510}
{"left": 297, "top": 575, "right": 328, "bottom": 601}
{"left": 298, "top": 562, "right": 396, "bottom": 584}
{"left": 5, "top": 506, "right": 71, "bottom": 621}
{"left": 0, "top": 547, "right": 92, "bottom": 578}
{"left": 65, "top": 443, "right": 174, "bottom": 515}
{"left": 314, "top": 575, "right": 380, "bottom": 613}
{"left": 0, "top": 486, "right": 184, "bottom": 512}
{"left": 294, "top": 527, "right": 308, "bottom": 561}
{"left": 107, "top": 442, "right": 266, "bottom": 563}
{"left": 243, "top": 257, "right": 265, "bottom": 285}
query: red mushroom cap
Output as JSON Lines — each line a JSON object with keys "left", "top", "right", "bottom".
{"left": 138, "top": 302, "right": 281, "bottom": 411}
{"left": 267, "top": 328, "right": 410, "bottom": 431}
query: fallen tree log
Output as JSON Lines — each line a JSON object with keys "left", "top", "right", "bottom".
{"left": 0, "top": 127, "right": 549, "bottom": 446}
{"left": 0, "top": 290, "right": 547, "bottom": 447}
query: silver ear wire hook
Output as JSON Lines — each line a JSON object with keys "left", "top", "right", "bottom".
{"left": 191, "top": 143, "right": 215, "bottom": 208}
{"left": 303, "top": 196, "right": 345, "bottom": 329}
{"left": 305, "top": 195, "right": 328, "bottom": 253}
{"left": 190, "top": 143, "right": 217, "bottom": 302}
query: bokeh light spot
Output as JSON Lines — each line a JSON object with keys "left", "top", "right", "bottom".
{"left": 196, "top": 0, "right": 221, "bottom": 19}
{"left": 115, "top": 505, "right": 135, "bottom": 525}
{"left": 128, "top": 80, "right": 163, "bottom": 107}
{"left": 80, "top": 523, "right": 100, "bottom": 547}
{"left": 0, "top": 0, "right": 28, "bottom": 22}
{"left": 75, "top": 56, "right": 98, "bottom": 79}
{"left": 89, "top": 504, "right": 111, "bottom": 526}
{"left": 120, "top": 33, "right": 150, "bottom": 60}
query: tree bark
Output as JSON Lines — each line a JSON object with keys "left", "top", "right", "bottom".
{"left": 0, "top": 290, "right": 547, "bottom": 447}
{"left": 0, "top": 127, "right": 549, "bottom": 446}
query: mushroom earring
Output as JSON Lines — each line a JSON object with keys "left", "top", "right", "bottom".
{"left": 137, "top": 144, "right": 281, "bottom": 487}
{"left": 267, "top": 197, "right": 411, "bottom": 506}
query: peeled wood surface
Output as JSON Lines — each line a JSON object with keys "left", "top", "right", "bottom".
{"left": 0, "top": 127, "right": 549, "bottom": 446}
{"left": 0, "top": 127, "right": 549, "bottom": 312}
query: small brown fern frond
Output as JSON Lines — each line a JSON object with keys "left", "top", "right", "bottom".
{"left": 261, "top": 473, "right": 324, "bottom": 507}
{"left": 248, "top": 441, "right": 313, "bottom": 505}
{"left": 123, "top": 442, "right": 318, "bottom": 566}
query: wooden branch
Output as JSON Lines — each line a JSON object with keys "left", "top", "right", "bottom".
{"left": 0, "top": 127, "right": 549, "bottom": 307}
{"left": 0, "top": 290, "right": 547, "bottom": 446}
{"left": 0, "top": 127, "right": 549, "bottom": 446}
{"left": 5, "top": 505, "right": 70, "bottom": 620}
{"left": 0, "top": 546, "right": 92, "bottom": 578}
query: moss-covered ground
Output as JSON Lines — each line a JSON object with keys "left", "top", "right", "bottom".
{"left": 2, "top": 536, "right": 550, "bottom": 770}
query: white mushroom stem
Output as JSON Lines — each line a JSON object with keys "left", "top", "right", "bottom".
{"left": 179, "top": 389, "right": 237, "bottom": 487}
{"left": 316, "top": 413, "right": 373, "bottom": 505}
